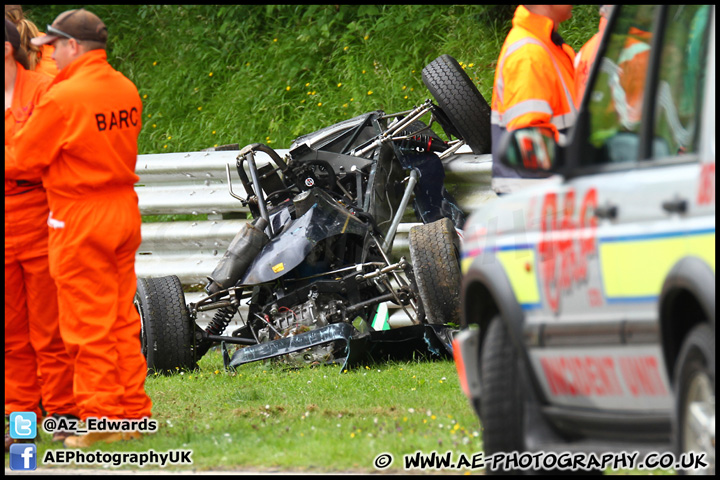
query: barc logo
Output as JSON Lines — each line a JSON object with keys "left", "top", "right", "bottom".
{"left": 10, "top": 444, "right": 37, "bottom": 471}
{"left": 10, "top": 412, "right": 36, "bottom": 439}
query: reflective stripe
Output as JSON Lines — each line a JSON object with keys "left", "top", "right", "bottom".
{"left": 491, "top": 99, "right": 576, "bottom": 130}
{"left": 494, "top": 36, "right": 577, "bottom": 126}
{"left": 618, "top": 41, "right": 650, "bottom": 64}
{"left": 503, "top": 99, "right": 553, "bottom": 124}
{"left": 552, "top": 111, "right": 577, "bottom": 130}
{"left": 656, "top": 80, "right": 691, "bottom": 147}
{"left": 495, "top": 39, "right": 534, "bottom": 103}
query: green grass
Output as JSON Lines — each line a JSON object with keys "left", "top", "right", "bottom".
{"left": 17, "top": 350, "right": 675, "bottom": 474}
{"left": 27, "top": 351, "right": 482, "bottom": 473}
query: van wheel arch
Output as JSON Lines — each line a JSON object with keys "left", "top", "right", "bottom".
{"left": 461, "top": 277, "right": 499, "bottom": 348}
{"left": 659, "top": 257, "right": 715, "bottom": 381}
{"left": 460, "top": 257, "right": 526, "bottom": 367}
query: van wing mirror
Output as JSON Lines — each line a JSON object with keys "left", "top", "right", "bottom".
{"left": 500, "top": 127, "right": 560, "bottom": 173}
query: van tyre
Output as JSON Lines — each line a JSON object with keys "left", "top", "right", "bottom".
{"left": 408, "top": 217, "right": 461, "bottom": 325}
{"left": 673, "top": 323, "right": 715, "bottom": 475}
{"left": 481, "top": 316, "right": 525, "bottom": 473}
{"left": 135, "top": 275, "right": 197, "bottom": 374}
{"left": 422, "top": 54, "right": 491, "bottom": 155}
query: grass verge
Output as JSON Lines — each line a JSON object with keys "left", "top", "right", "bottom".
{"left": 24, "top": 351, "right": 480, "bottom": 473}
{"left": 10, "top": 349, "right": 676, "bottom": 474}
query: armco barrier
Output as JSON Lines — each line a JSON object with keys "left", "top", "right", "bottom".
{"left": 134, "top": 146, "right": 495, "bottom": 326}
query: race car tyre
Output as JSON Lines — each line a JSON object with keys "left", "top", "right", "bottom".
{"left": 480, "top": 316, "right": 525, "bottom": 472}
{"left": 673, "top": 323, "right": 715, "bottom": 475}
{"left": 135, "top": 275, "right": 197, "bottom": 374}
{"left": 408, "top": 217, "right": 461, "bottom": 325}
{"left": 422, "top": 54, "right": 491, "bottom": 155}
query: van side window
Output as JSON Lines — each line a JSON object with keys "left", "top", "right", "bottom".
{"left": 585, "top": 5, "right": 656, "bottom": 165}
{"left": 651, "top": 5, "right": 711, "bottom": 158}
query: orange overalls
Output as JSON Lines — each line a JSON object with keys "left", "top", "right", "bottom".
{"left": 4, "top": 62, "right": 77, "bottom": 418}
{"left": 490, "top": 5, "right": 578, "bottom": 194}
{"left": 36, "top": 41, "right": 59, "bottom": 78}
{"left": 5, "top": 50, "right": 152, "bottom": 421}
{"left": 33, "top": 37, "right": 59, "bottom": 397}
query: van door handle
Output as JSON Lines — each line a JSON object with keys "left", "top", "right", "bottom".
{"left": 662, "top": 197, "right": 687, "bottom": 214}
{"left": 594, "top": 203, "right": 618, "bottom": 219}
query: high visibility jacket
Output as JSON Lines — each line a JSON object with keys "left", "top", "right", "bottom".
{"left": 616, "top": 28, "right": 651, "bottom": 128}
{"left": 4, "top": 62, "right": 52, "bottom": 196}
{"left": 491, "top": 6, "right": 577, "bottom": 193}
{"left": 574, "top": 16, "right": 608, "bottom": 106}
{"left": 5, "top": 49, "right": 142, "bottom": 206}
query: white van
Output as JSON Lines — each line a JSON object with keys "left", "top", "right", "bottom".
{"left": 453, "top": 5, "right": 714, "bottom": 474}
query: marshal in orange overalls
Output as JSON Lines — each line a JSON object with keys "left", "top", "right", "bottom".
{"left": 5, "top": 50, "right": 152, "bottom": 421}
{"left": 5, "top": 61, "right": 77, "bottom": 419}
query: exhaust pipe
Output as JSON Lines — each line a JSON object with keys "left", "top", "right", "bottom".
{"left": 206, "top": 217, "right": 269, "bottom": 294}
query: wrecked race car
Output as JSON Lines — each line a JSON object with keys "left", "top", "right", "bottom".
{"left": 134, "top": 55, "right": 491, "bottom": 372}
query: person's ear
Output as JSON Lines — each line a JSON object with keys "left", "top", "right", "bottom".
{"left": 69, "top": 38, "right": 81, "bottom": 55}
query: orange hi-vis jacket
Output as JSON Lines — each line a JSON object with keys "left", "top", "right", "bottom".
{"left": 490, "top": 6, "right": 578, "bottom": 192}
{"left": 617, "top": 28, "right": 652, "bottom": 128}
{"left": 574, "top": 15, "right": 608, "bottom": 106}
{"left": 5, "top": 49, "right": 141, "bottom": 203}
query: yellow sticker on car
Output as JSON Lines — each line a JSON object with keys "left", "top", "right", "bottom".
{"left": 272, "top": 263, "right": 285, "bottom": 273}
{"left": 599, "top": 229, "right": 715, "bottom": 301}
{"left": 497, "top": 249, "right": 541, "bottom": 307}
